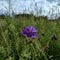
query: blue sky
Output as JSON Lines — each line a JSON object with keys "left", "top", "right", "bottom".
{"left": 0, "top": 0, "right": 60, "bottom": 19}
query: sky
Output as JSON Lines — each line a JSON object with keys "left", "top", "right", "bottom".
{"left": 0, "top": 0, "right": 60, "bottom": 19}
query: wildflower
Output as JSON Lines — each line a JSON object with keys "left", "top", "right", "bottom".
{"left": 28, "top": 40, "right": 33, "bottom": 44}
{"left": 21, "top": 26, "right": 37, "bottom": 38}
{"left": 51, "top": 34, "right": 57, "bottom": 40}
{"left": 42, "top": 31, "right": 45, "bottom": 36}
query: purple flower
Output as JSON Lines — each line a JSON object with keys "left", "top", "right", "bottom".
{"left": 21, "top": 26, "right": 37, "bottom": 38}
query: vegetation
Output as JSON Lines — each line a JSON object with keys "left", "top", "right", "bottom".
{"left": 0, "top": 14, "right": 60, "bottom": 60}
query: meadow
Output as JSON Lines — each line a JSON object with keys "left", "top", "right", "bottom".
{"left": 0, "top": 14, "right": 60, "bottom": 60}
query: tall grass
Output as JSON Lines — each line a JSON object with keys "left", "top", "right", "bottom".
{"left": 0, "top": 15, "right": 60, "bottom": 60}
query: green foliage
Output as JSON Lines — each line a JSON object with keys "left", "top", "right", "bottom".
{"left": 0, "top": 15, "right": 60, "bottom": 60}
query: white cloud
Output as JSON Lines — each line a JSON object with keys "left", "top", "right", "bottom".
{"left": 0, "top": 1, "right": 9, "bottom": 14}
{"left": 0, "top": 0, "right": 60, "bottom": 19}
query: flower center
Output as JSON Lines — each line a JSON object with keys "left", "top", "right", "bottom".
{"left": 30, "top": 30, "right": 33, "bottom": 34}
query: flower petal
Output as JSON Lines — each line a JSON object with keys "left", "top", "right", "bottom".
{"left": 28, "top": 26, "right": 37, "bottom": 32}
{"left": 26, "top": 33, "right": 32, "bottom": 37}
{"left": 32, "top": 32, "right": 37, "bottom": 38}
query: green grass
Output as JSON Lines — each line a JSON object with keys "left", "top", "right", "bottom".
{"left": 0, "top": 15, "right": 60, "bottom": 60}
